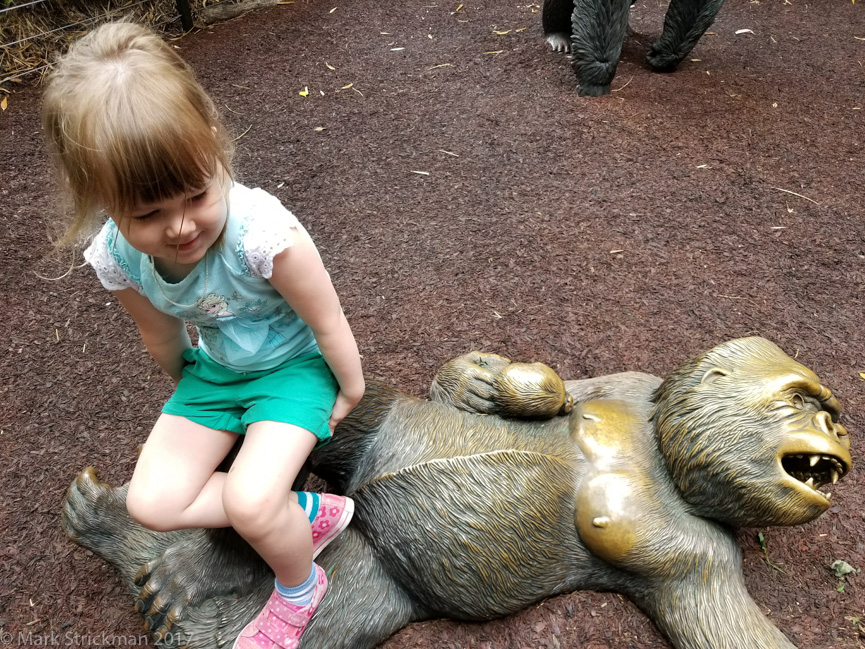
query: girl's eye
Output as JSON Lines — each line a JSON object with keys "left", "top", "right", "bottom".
{"left": 189, "top": 189, "right": 208, "bottom": 202}
{"left": 133, "top": 210, "right": 158, "bottom": 220}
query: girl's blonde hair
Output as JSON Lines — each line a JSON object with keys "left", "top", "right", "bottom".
{"left": 42, "top": 21, "right": 234, "bottom": 247}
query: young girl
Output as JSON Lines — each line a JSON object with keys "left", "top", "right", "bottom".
{"left": 42, "top": 22, "right": 365, "bottom": 649}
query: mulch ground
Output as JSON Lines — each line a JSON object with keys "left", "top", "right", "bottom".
{"left": 2, "top": 0, "right": 864, "bottom": 647}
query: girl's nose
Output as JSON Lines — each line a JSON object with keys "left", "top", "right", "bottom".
{"left": 165, "top": 210, "right": 189, "bottom": 239}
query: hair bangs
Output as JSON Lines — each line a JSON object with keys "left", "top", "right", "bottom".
{"left": 42, "top": 22, "right": 234, "bottom": 248}
{"left": 90, "top": 80, "right": 228, "bottom": 216}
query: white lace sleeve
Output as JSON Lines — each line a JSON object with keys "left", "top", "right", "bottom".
{"left": 83, "top": 226, "right": 139, "bottom": 292}
{"left": 242, "top": 188, "right": 301, "bottom": 279}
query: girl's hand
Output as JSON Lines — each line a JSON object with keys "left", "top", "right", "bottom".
{"left": 329, "top": 388, "right": 364, "bottom": 433}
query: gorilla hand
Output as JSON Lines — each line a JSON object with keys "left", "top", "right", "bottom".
{"left": 431, "top": 352, "right": 572, "bottom": 419}
{"left": 133, "top": 529, "right": 270, "bottom": 640}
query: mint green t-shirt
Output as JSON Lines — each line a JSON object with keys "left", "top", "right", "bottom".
{"left": 84, "top": 183, "right": 320, "bottom": 372}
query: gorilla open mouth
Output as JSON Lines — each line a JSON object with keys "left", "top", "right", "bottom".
{"left": 781, "top": 453, "right": 846, "bottom": 497}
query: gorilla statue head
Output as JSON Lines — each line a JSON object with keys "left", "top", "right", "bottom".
{"left": 651, "top": 337, "right": 851, "bottom": 527}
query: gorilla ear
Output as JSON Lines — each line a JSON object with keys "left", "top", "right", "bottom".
{"left": 700, "top": 367, "right": 730, "bottom": 384}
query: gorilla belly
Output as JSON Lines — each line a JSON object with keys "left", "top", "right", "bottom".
{"left": 348, "top": 448, "right": 592, "bottom": 619}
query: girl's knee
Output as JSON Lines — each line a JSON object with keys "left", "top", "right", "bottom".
{"left": 126, "top": 484, "right": 178, "bottom": 532}
{"left": 222, "top": 483, "right": 288, "bottom": 534}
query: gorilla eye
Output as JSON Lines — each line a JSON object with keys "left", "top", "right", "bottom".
{"left": 791, "top": 393, "right": 806, "bottom": 409}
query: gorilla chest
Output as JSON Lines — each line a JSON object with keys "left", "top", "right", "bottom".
{"left": 572, "top": 399, "right": 674, "bottom": 571}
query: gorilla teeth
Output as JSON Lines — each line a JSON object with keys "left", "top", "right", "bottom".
{"left": 783, "top": 453, "right": 842, "bottom": 492}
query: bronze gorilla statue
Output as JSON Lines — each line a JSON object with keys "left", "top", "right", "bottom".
{"left": 543, "top": 0, "right": 726, "bottom": 96}
{"left": 62, "top": 336, "right": 852, "bottom": 649}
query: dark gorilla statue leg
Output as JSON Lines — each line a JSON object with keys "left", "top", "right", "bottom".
{"left": 647, "top": 0, "right": 726, "bottom": 71}
{"left": 542, "top": 0, "right": 726, "bottom": 94}
{"left": 300, "top": 530, "right": 417, "bottom": 649}
{"left": 63, "top": 468, "right": 272, "bottom": 643}
{"left": 570, "top": 0, "right": 632, "bottom": 96}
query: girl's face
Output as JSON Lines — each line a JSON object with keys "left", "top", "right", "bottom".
{"left": 110, "top": 175, "right": 228, "bottom": 277}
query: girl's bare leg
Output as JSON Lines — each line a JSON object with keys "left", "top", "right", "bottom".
{"left": 126, "top": 413, "right": 239, "bottom": 531}
{"left": 223, "top": 421, "right": 317, "bottom": 587}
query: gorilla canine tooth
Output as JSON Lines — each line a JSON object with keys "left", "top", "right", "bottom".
{"left": 805, "top": 477, "right": 816, "bottom": 489}
{"left": 831, "top": 470, "right": 839, "bottom": 484}
{"left": 810, "top": 455, "right": 820, "bottom": 467}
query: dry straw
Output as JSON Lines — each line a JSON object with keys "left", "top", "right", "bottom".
{"left": 0, "top": 0, "right": 211, "bottom": 91}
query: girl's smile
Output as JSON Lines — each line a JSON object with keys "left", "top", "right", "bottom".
{"left": 110, "top": 176, "right": 228, "bottom": 279}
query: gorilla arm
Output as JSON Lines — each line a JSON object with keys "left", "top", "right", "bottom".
{"left": 430, "top": 350, "right": 660, "bottom": 418}
{"left": 629, "top": 545, "right": 797, "bottom": 649}
{"left": 572, "top": 396, "right": 798, "bottom": 649}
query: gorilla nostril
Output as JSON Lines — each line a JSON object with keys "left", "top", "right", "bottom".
{"left": 815, "top": 411, "right": 841, "bottom": 439}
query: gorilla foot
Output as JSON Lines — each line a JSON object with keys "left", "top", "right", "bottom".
{"left": 572, "top": 60, "right": 617, "bottom": 97}
{"left": 645, "top": 45, "right": 685, "bottom": 72}
{"left": 132, "top": 528, "right": 270, "bottom": 641}
{"left": 577, "top": 82, "right": 611, "bottom": 97}
{"left": 545, "top": 33, "right": 571, "bottom": 53}
{"left": 63, "top": 467, "right": 139, "bottom": 561}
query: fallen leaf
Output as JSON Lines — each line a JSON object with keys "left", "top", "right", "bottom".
{"left": 325, "top": 62, "right": 335, "bottom": 70}
{"left": 858, "top": 372, "right": 865, "bottom": 380}
{"left": 494, "top": 30, "right": 511, "bottom": 35}
{"left": 453, "top": 3, "right": 462, "bottom": 11}
{"left": 341, "top": 83, "right": 354, "bottom": 89}
{"left": 299, "top": 86, "right": 309, "bottom": 97}
{"left": 428, "top": 63, "right": 453, "bottom": 70}
{"left": 610, "top": 249, "right": 624, "bottom": 254}
{"left": 410, "top": 170, "right": 430, "bottom": 176}
{"left": 831, "top": 560, "right": 857, "bottom": 579}
{"left": 329, "top": 6, "right": 337, "bottom": 12}
{"left": 484, "top": 50, "right": 504, "bottom": 55}
{"left": 391, "top": 47, "right": 405, "bottom": 51}
{"left": 735, "top": 28, "right": 754, "bottom": 35}
{"left": 314, "top": 126, "right": 326, "bottom": 132}
{"left": 0, "top": 96, "right": 6, "bottom": 111}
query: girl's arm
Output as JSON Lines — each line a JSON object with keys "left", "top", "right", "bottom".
{"left": 114, "top": 288, "right": 192, "bottom": 383}
{"left": 268, "top": 233, "right": 365, "bottom": 431}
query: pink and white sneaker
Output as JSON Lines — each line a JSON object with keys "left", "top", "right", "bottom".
{"left": 311, "top": 494, "right": 354, "bottom": 558}
{"left": 232, "top": 565, "right": 328, "bottom": 649}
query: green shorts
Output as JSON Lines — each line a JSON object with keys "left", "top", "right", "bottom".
{"left": 163, "top": 348, "right": 338, "bottom": 443}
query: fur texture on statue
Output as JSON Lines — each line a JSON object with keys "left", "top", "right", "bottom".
{"left": 542, "top": 0, "right": 726, "bottom": 96}
{"left": 62, "top": 337, "right": 851, "bottom": 649}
